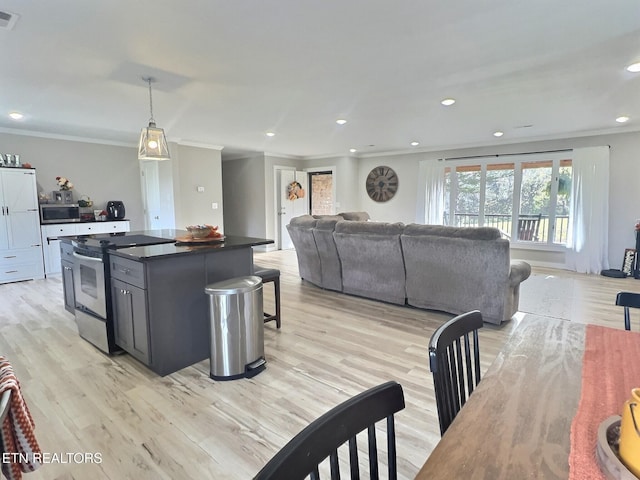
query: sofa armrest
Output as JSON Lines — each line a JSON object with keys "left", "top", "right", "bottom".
{"left": 509, "top": 261, "right": 532, "bottom": 287}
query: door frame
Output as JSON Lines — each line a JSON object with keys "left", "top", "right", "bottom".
{"left": 306, "top": 165, "right": 337, "bottom": 215}
{"left": 272, "top": 164, "right": 337, "bottom": 250}
{"left": 273, "top": 165, "right": 297, "bottom": 250}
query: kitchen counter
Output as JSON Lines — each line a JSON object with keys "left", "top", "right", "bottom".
{"left": 43, "top": 220, "right": 131, "bottom": 276}
{"left": 78, "top": 218, "right": 130, "bottom": 223}
{"left": 109, "top": 231, "right": 273, "bottom": 261}
{"left": 43, "top": 218, "right": 130, "bottom": 225}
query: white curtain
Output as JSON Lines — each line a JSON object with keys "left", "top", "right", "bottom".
{"left": 424, "top": 160, "right": 445, "bottom": 224}
{"left": 565, "top": 146, "right": 610, "bottom": 274}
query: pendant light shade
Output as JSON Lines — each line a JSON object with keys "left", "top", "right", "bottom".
{"left": 138, "top": 77, "right": 170, "bottom": 161}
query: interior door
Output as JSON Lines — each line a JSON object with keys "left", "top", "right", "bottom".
{"left": 278, "top": 169, "right": 296, "bottom": 249}
{"left": 291, "top": 171, "right": 309, "bottom": 218}
{"left": 140, "top": 161, "right": 164, "bottom": 230}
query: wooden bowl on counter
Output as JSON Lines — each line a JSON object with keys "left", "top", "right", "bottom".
{"left": 186, "top": 225, "right": 212, "bottom": 239}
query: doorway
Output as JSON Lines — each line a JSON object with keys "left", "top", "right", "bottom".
{"left": 308, "top": 171, "right": 334, "bottom": 215}
{"left": 275, "top": 168, "right": 309, "bottom": 250}
{"left": 140, "top": 160, "right": 175, "bottom": 230}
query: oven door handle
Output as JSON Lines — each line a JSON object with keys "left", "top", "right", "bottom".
{"left": 72, "top": 252, "right": 103, "bottom": 262}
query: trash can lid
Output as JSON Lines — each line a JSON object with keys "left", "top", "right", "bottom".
{"left": 205, "top": 275, "right": 262, "bottom": 295}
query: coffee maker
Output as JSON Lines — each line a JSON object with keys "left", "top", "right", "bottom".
{"left": 106, "top": 201, "right": 126, "bottom": 220}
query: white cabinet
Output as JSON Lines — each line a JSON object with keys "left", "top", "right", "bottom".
{"left": 0, "top": 168, "right": 44, "bottom": 284}
{"left": 40, "top": 224, "right": 77, "bottom": 276}
{"left": 41, "top": 220, "right": 130, "bottom": 276}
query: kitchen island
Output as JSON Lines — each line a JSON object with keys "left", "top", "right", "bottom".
{"left": 64, "top": 229, "right": 273, "bottom": 376}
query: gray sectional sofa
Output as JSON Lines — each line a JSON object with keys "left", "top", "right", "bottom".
{"left": 286, "top": 214, "right": 531, "bottom": 325}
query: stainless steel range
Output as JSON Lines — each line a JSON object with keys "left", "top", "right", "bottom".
{"left": 71, "top": 234, "right": 175, "bottom": 353}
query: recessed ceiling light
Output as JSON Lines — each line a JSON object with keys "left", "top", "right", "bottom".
{"left": 616, "top": 116, "right": 630, "bottom": 123}
{"left": 626, "top": 63, "right": 640, "bottom": 73}
{"left": 8, "top": 111, "right": 23, "bottom": 120}
{"left": 265, "top": 131, "right": 275, "bottom": 137}
{"left": 441, "top": 98, "right": 456, "bottom": 106}
{"left": 410, "top": 141, "right": 419, "bottom": 146}
{"left": 336, "top": 119, "right": 347, "bottom": 125}
{"left": 493, "top": 131, "right": 504, "bottom": 137}
{"left": 349, "top": 148, "right": 357, "bottom": 153}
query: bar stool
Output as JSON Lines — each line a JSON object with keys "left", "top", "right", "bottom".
{"left": 254, "top": 265, "right": 281, "bottom": 328}
{"left": 616, "top": 291, "right": 640, "bottom": 330}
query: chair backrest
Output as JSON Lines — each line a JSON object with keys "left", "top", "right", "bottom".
{"left": 0, "top": 389, "right": 10, "bottom": 423}
{"left": 616, "top": 292, "right": 640, "bottom": 331}
{"left": 253, "top": 381, "right": 405, "bottom": 480}
{"left": 428, "top": 310, "right": 483, "bottom": 436}
{"left": 517, "top": 214, "right": 541, "bottom": 241}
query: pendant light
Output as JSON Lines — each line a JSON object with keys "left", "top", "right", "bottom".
{"left": 138, "top": 76, "right": 170, "bottom": 160}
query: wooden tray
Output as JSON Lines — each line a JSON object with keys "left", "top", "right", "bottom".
{"left": 596, "top": 415, "right": 639, "bottom": 479}
{"left": 175, "top": 235, "right": 225, "bottom": 245}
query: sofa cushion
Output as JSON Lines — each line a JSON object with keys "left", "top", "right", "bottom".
{"left": 402, "top": 234, "right": 511, "bottom": 324}
{"left": 289, "top": 214, "right": 317, "bottom": 228}
{"left": 334, "top": 221, "right": 404, "bottom": 236}
{"left": 312, "top": 214, "right": 344, "bottom": 221}
{"left": 286, "top": 216, "right": 322, "bottom": 286}
{"left": 338, "top": 211, "right": 371, "bottom": 221}
{"left": 333, "top": 221, "right": 406, "bottom": 305}
{"left": 403, "top": 223, "right": 501, "bottom": 240}
{"left": 312, "top": 218, "right": 343, "bottom": 291}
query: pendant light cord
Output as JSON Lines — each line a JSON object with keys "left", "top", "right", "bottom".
{"left": 146, "top": 77, "right": 156, "bottom": 124}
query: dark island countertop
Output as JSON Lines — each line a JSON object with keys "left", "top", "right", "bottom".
{"left": 60, "top": 228, "right": 273, "bottom": 258}
{"left": 109, "top": 230, "right": 274, "bottom": 261}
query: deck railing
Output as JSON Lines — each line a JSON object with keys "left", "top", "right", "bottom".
{"left": 443, "top": 213, "right": 570, "bottom": 244}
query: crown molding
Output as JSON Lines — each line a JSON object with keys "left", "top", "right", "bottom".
{"left": 358, "top": 126, "right": 640, "bottom": 158}
{"left": 173, "top": 139, "right": 224, "bottom": 150}
{"left": 264, "top": 151, "right": 304, "bottom": 160}
{"left": 0, "top": 126, "right": 136, "bottom": 148}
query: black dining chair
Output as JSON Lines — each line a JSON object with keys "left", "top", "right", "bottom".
{"left": 616, "top": 292, "right": 640, "bottom": 331}
{"left": 428, "top": 310, "right": 483, "bottom": 436}
{"left": 253, "top": 381, "right": 405, "bottom": 480}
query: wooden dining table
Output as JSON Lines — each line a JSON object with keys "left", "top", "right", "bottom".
{"left": 415, "top": 316, "right": 587, "bottom": 479}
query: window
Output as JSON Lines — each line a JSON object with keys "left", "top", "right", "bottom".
{"left": 443, "top": 153, "right": 572, "bottom": 245}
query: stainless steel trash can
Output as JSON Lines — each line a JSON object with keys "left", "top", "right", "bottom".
{"left": 205, "top": 276, "right": 266, "bottom": 380}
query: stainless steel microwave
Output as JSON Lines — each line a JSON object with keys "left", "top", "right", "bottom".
{"left": 39, "top": 204, "right": 81, "bottom": 224}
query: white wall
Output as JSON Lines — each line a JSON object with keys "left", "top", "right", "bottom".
{"left": 222, "top": 152, "right": 266, "bottom": 237}
{"left": 264, "top": 155, "right": 304, "bottom": 242}
{"left": 171, "top": 144, "right": 224, "bottom": 230}
{"left": 357, "top": 152, "right": 424, "bottom": 224}
{"left": 0, "top": 132, "right": 146, "bottom": 229}
{"left": 3, "top": 128, "right": 637, "bottom": 271}
{"left": 353, "top": 131, "right": 640, "bottom": 269}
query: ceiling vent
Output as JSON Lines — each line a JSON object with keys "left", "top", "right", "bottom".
{"left": 0, "top": 11, "right": 20, "bottom": 30}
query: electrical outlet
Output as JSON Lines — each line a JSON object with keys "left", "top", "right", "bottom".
{"left": 197, "top": 186, "right": 205, "bottom": 193}
{"left": 212, "top": 203, "right": 218, "bottom": 209}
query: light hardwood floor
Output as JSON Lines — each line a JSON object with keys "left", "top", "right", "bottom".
{"left": 0, "top": 249, "right": 635, "bottom": 479}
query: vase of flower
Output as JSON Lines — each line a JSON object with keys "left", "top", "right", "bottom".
{"left": 56, "top": 176, "right": 73, "bottom": 191}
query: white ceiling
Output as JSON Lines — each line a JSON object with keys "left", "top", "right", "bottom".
{"left": 1, "top": 1, "right": 639, "bottom": 158}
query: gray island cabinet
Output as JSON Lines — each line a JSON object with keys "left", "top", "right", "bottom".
{"left": 108, "top": 235, "right": 273, "bottom": 376}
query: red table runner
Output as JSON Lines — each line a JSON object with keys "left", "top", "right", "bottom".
{"left": 569, "top": 324, "right": 640, "bottom": 479}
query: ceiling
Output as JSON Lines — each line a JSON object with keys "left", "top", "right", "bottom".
{"left": 1, "top": 1, "right": 639, "bottom": 159}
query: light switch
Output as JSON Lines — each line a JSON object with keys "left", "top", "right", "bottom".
{"left": 212, "top": 203, "right": 218, "bottom": 209}
{"left": 197, "top": 186, "right": 205, "bottom": 193}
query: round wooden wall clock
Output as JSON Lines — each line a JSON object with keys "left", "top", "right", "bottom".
{"left": 366, "top": 166, "right": 398, "bottom": 202}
